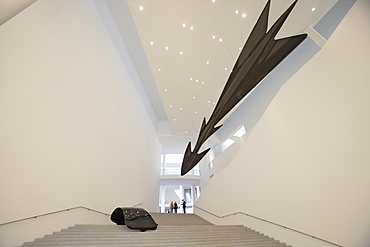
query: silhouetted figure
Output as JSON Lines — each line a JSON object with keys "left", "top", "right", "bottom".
{"left": 182, "top": 199, "right": 186, "bottom": 214}
{"left": 174, "top": 202, "right": 178, "bottom": 213}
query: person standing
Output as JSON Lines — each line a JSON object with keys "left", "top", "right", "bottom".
{"left": 181, "top": 199, "right": 186, "bottom": 214}
{"left": 170, "top": 202, "right": 174, "bottom": 213}
{"left": 174, "top": 202, "right": 178, "bottom": 213}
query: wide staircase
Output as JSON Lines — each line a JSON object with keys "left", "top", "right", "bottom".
{"left": 21, "top": 213, "right": 292, "bottom": 246}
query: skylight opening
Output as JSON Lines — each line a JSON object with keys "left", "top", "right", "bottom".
{"left": 233, "top": 126, "right": 246, "bottom": 137}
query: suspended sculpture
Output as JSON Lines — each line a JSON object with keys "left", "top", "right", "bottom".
{"left": 181, "top": 0, "right": 307, "bottom": 176}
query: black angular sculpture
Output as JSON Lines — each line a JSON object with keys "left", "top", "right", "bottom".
{"left": 181, "top": 0, "right": 307, "bottom": 176}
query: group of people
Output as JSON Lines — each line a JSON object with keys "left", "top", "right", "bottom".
{"left": 169, "top": 199, "right": 186, "bottom": 214}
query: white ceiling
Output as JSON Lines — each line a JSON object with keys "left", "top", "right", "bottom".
{"left": 0, "top": 0, "right": 338, "bottom": 154}
{"left": 126, "top": 0, "right": 338, "bottom": 137}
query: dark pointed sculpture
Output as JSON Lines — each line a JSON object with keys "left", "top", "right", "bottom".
{"left": 181, "top": 0, "right": 307, "bottom": 176}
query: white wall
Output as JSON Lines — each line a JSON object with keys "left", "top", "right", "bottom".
{"left": 0, "top": 207, "right": 111, "bottom": 247}
{"left": 195, "top": 0, "right": 370, "bottom": 247}
{"left": 0, "top": 1, "right": 161, "bottom": 245}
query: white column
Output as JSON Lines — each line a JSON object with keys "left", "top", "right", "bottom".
{"left": 160, "top": 185, "right": 166, "bottom": 213}
{"left": 191, "top": 185, "right": 196, "bottom": 213}
{"left": 195, "top": 186, "right": 200, "bottom": 200}
{"left": 179, "top": 185, "right": 184, "bottom": 200}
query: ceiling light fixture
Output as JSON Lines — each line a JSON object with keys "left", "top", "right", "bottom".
{"left": 190, "top": 78, "right": 193, "bottom": 80}
{"left": 158, "top": 68, "right": 161, "bottom": 71}
{"left": 206, "top": 61, "right": 210, "bottom": 64}
{"left": 212, "top": 35, "right": 216, "bottom": 39}
{"left": 165, "top": 46, "right": 169, "bottom": 50}
{"left": 190, "top": 26, "right": 194, "bottom": 30}
{"left": 235, "top": 10, "right": 239, "bottom": 14}
{"left": 219, "top": 38, "right": 222, "bottom": 42}
{"left": 202, "top": 81, "right": 205, "bottom": 84}
{"left": 139, "top": 6, "right": 144, "bottom": 11}
{"left": 150, "top": 41, "right": 154, "bottom": 45}
{"left": 164, "top": 89, "right": 167, "bottom": 91}
{"left": 180, "top": 108, "right": 183, "bottom": 110}
{"left": 212, "top": 0, "right": 215, "bottom": 3}
{"left": 242, "top": 13, "right": 247, "bottom": 18}
{"left": 182, "top": 23, "right": 186, "bottom": 27}
{"left": 312, "top": 7, "right": 316, "bottom": 11}
{"left": 180, "top": 51, "right": 183, "bottom": 55}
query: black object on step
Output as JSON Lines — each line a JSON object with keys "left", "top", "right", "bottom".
{"left": 110, "top": 207, "right": 158, "bottom": 231}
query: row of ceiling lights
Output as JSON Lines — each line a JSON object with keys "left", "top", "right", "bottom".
{"left": 139, "top": 2, "right": 236, "bottom": 133}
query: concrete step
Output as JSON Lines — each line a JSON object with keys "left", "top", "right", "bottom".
{"left": 21, "top": 214, "right": 292, "bottom": 247}
{"left": 23, "top": 243, "right": 290, "bottom": 247}
{"left": 23, "top": 239, "right": 286, "bottom": 246}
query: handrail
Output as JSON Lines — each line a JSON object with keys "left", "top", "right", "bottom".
{"left": 0, "top": 206, "right": 110, "bottom": 227}
{"left": 131, "top": 202, "right": 143, "bottom": 208}
{"left": 160, "top": 168, "right": 201, "bottom": 176}
{"left": 194, "top": 205, "right": 342, "bottom": 247}
{"left": 0, "top": 203, "right": 143, "bottom": 227}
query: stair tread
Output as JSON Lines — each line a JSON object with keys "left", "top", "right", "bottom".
{"left": 22, "top": 215, "right": 291, "bottom": 247}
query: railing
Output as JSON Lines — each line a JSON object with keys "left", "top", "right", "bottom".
{"left": 160, "top": 168, "right": 200, "bottom": 176}
{"left": 194, "top": 205, "right": 342, "bottom": 247}
{"left": 0, "top": 203, "right": 143, "bottom": 227}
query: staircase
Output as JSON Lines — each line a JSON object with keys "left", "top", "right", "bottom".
{"left": 21, "top": 213, "right": 292, "bottom": 247}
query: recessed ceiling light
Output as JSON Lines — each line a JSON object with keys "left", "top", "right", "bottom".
{"left": 212, "top": 35, "right": 216, "bottom": 39}
{"left": 174, "top": 119, "right": 176, "bottom": 121}
{"left": 180, "top": 107, "right": 183, "bottom": 110}
{"left": 235, "top": 10, "right": 239, "bottom": 14}
{"left": 190, "top": 26, "right": 194, "bottom": 30}
{"left": 202, "top": 81, "right": 205, "bottom": 84}
{"left": 213, "top": 102, "right": 216, "bottom": 104}
{"left": 208, "top": 101, "right": 210, "bottom": 103}
{"left": 165, "top": 46, "right": 169, "bottom": 50}
{"left": 139, "top": 6, "right": 144, "bottom": 11}
{"left": 170, "top": 105, "right": 172, "bottom": 108}
{"left": 150, "top": 41, "right": 154, "bottom": 45}
{"left": 195, "top": 111, "right": 197, "bottom": 114}
{"left": 242, "top": 13, "right": 247, "bottom": 18}
{"left": 312, "top": 8, "right": 316, "bottom": 11}
{"left": 224, "top": 67, "right": 228, "bottom": 70}
{"left": 212, "top": 0, "right": 215, "bottom": 2}
{"left": 219, "top": 38, "right": 222, "bottom": 42}
{"left": 182, "top": 23, "right": 186, "bottom": 27}
{"left": 185, "top": 131, "right": 188, "bottom": 133}
{"left": 193, "top": 96, "right": 195, "bottom": 99}
{"left": 206, "top": 61, "right": 210, "bottom": 64}
{"left": 164, "top": 89, "right": 167, "bottom": 91}
{"left": 190, "top": 78, "right": 193, "bottom": 80}
{"left": 158, "top": 68, "right": 161, "bottom": 71}
{"left": 180, "top": 51, "right": 183, "bottom": 55}
{"left": 196, "top": 79, "right": 198, "bottom": 82}
{"left": 239, "top": 47, "right": 242, "bottom": 50}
